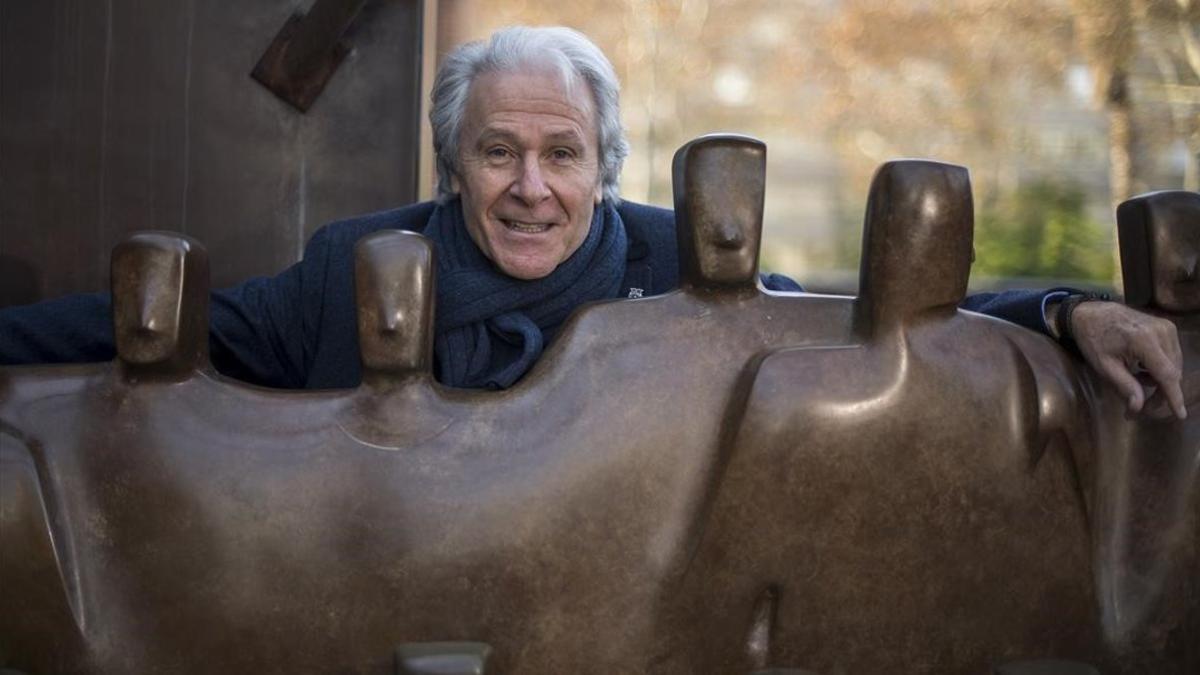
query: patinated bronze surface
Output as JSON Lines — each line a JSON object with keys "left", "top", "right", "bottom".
{"left": 1087, "top": 191, "right": 1200, "bottom": 659}
{"left": 1, "top": 136, "right": 1197, "bottom": 674}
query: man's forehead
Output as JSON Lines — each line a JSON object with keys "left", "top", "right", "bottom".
{"left": 465, "top": 67, "right": 596, "bottom": 126}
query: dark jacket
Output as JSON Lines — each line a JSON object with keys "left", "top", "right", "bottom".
{"left": 0, "top": 200, "right": 1058, "bottom": 389}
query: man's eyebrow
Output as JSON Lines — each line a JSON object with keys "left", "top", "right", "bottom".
{"left": 474, "top": 127, "right": 587, "bottom": 148}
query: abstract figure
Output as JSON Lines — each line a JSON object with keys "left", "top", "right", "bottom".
{"left": 663, "top": 160, "right": 1106, "bottom": 674}
{"left": 1086, "top": 191, "right": 1200, "bottom": 657}
{"left": 354, "top": 230, "right": 437, "bottom": 384}
{"left": 1, "top": 232, "right": 211, "bottom": 670}
{"left": 1118, "top": 191, "right": 1200, "bottom": 314}
{"left": 110, "top": 232, "right": 210, "bottom": 377}
{"left": 0, "top": 135, "right": 852, "bottom": 673}
{"left": 0, "top": 138, "right": 1197, "bottom": 674}
{"left": 672, "top": 134, "right": 764, "bottom": 288}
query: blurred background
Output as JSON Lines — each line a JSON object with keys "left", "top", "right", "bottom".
{"left": 440, "top": 0, "right": 1200, "bottom": 294}
{"left": 2, "top": 0, "right": 1196, "bottom": 305}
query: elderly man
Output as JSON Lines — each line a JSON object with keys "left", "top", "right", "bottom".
{"left": 0, "top": 26, "right": 1186, "bottom": 417}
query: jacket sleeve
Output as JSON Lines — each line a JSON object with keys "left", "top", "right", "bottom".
{"left": 207, "top": 225, "right": 335, "bottom": 388}
{"left": 0, "top": 226, "right": 336, "bottom": 389}
{"left": 0, "top": 292, "right": 116, "bottom": 365}
{"left": 755, "top": 271, "right": 1074, "bottom": 337}
{"left": 959, "top": 288, "right": 1076, "bottom": 336}
{"left": 760, "top": 273, "right": 804, "bottom": 292}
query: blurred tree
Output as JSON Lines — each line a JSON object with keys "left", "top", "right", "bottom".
{"left": 974, "top": 180, "right": 1115, "bottom": 282}
{"left": 1066, "top": 0, "right": 1198, "bottom": 281}
{"left": 1135, "top": 0, "right": 1200, "bottom": 190}
{"left": 809, "top": 0, "right": 1076, "bottom": 201}
{"left": 441, "top": 0, "right": 1191, "bottom": 286}
{"left": 1070, "top": 0, "right": 1137, "bottom": 207}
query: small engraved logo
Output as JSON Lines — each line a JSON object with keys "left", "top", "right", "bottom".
{"left": 627, "top": 287, "right": 644, "bottom": 299}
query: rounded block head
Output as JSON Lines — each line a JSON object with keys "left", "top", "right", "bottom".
{"left": 354, "top": 230, "right": 436, "bottom": 381}
{"left": 857, "top": 160, "right": 973, "bottom": 330}
{"left": 111, "top": 232, "right": 209, "bottom": 375}
{"left": 1118, "top": 191, "right": 1200, "bottom": 314}
{"left": 672, "top": 134, "right": 766, "bottom": 289}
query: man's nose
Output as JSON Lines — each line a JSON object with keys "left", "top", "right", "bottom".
{"left": 509, "top": 157, "right": 552, "bottom": 205}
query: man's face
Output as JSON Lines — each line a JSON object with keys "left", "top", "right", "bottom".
{"left": 453, "top": 67, "right": 603, "bottom": 280}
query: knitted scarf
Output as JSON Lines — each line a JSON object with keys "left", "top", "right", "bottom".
{"left": 423, "top": 198, "right": 627, "bottom": 389}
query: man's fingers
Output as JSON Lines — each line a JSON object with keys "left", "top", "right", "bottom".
{"left": 1141, "top": 388, "right": 1180, "bottom": 420}
{"left": 1097, "top": 354, "right": 1146, "bottom": 412}
{"left": 1067, "top": 300, "right": 1187, "bottom": 419}
{"left": 1138, "top": 340, "right": 1187, "bottom": 420}
{"left": 1162, "top": 324, "right": 1187, "bottom": 418}
{"left": 1166, "top": 325, "right": 1184, "bottom": 365}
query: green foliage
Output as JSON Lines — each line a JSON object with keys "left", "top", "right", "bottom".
{"left": 974, "top": 181, "right": 1114, "bottom": 282}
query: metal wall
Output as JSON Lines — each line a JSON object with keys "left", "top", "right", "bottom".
{"left": 0, "top": 0, "right": 424, "bottom": 306}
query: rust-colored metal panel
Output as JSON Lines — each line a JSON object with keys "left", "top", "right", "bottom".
{"left": 0, "top": 0, "right": 423, "bottom": 307}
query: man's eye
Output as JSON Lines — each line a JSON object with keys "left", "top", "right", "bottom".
{"left": 485, "top": 147, "right": 511, "bottom": 160}
{"left": 551, "top": 148, "right": 576, "bottom": 161}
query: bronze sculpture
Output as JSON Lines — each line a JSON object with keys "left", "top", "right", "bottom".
{"left": 1086, "top": 191, "right": 1200, "bottom": 658}
{"left": 669, "top": 159, "right": 1105, "bottom": 673}
{"left": 0, "top": 136, "right": 1196, "bottom": 674}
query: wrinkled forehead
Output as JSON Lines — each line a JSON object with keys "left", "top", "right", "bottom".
{"left": 468, "top": 60, "right": 596, "bottom": 122}
{"left": 493, "top": 50, "right": 584, "bottom": 95}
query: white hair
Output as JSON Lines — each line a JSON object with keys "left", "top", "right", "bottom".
{"left": 429, "top": 26, "right": 629, "bottom": 204}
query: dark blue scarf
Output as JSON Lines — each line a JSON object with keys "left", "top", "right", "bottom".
{"left": 423, "top": 198, "right": 627, "bottom": 389}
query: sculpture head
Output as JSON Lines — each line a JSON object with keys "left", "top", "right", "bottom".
{"left": 672, "top": 134, "right": 765, "bottom": 290}
{"left": 355, "top": 230, "right": 436, "bottom": 385}
{"left": 1118, "top": 191, "right": 1200, "bottom": 314}
{"left": 111, "top": 232, "right": 209, "bottom": 376}
{"left": 857, "top": 160, "right": 973, "bottom": 332}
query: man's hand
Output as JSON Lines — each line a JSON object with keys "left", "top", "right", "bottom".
{"left": 1066, "top": 301, "right": 1187, "bottom": 419}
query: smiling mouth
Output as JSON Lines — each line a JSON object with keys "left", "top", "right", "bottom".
{"left": 502, "top": 219, "right": 553, "bottom": 234}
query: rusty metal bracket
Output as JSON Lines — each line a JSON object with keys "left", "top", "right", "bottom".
{"left": 250, "top": 0, "right": 370, "bottom": 112}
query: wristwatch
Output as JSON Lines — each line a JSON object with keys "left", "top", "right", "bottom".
{"left": 1055, "top": 291, "right": 1111, "bottom": 351}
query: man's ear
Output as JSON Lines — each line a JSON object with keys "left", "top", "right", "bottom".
{"left": 593, "top": 181, "right": 603, "bottom": 205}
{"left": 450, "top": 173, "right": 462, "bottom": 194}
